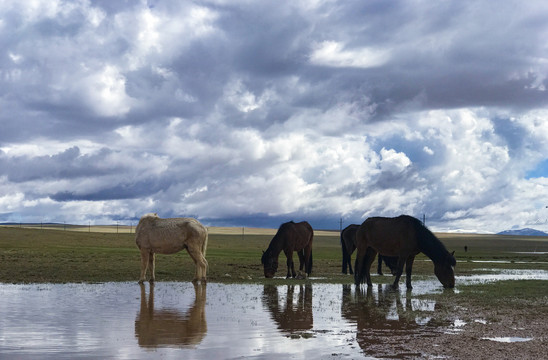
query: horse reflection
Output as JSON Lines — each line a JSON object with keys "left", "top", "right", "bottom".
{"left": 262, "top": 284, "right": 313, "bottom": 334}
{"left": 341, "top": 284, "right": 443, "bottom": 357}
{"left": 135, "top": 283, "right": 207, "bottom": 348}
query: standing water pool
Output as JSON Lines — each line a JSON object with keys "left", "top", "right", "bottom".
{"left": 0, "top": 273, "right": 546, "bottom": 359}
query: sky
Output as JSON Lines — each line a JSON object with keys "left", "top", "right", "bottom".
{"left": 1, "top": 0, "right": 548, "bottom": 233}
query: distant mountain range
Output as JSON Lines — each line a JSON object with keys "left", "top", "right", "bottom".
{"left": 497, "top": 228, "right": 548, "bottom": 236}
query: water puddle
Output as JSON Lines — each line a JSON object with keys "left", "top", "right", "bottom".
{"left": 482, "top": 337, "right": 533, "bottom": 343}
{"left": 510, "top": 252, "right": 548, "bottom": 255}
{"left": 444, "top": 319, "right": 467, "bottom": 334}
{"left": 470, "top": 260, "right": 548, "bottom": 264}
{"left": 0, "top": 268, "right": 546, "bottom": 359}
{"left": 456, "top": 269, "right": 548, "bottom": 285}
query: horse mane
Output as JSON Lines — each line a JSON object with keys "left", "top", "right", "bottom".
{"left": 406, "top": 216, "right": 455, "bottom": 265}
{"left": 141, "top": 213, "right": 159, "bottom": 220}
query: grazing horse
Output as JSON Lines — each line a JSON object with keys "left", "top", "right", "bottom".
{"left": 341, "top": 224, "right": 398, "bottom": 275}
{"left": 261, "top": 221, "right": 313, "bottom": 278}
{"left": 354, "top": 215, "right": 456, "bottom": 289}
{"left": 135, "top": 213, "right": 208, "bottom": 283}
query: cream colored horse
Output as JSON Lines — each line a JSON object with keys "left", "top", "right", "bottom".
{"left": 135, "top": 213, "right": 208, "bottom": 283}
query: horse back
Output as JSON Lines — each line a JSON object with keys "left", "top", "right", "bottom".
{"left": 281, "top": 221, "right": 313, "bottom": 251}
{"left": 136, "top": 217, "right": 207, "bottom": 254}
{"left": 359, "top": 216, "right": 420, "bottom": 256}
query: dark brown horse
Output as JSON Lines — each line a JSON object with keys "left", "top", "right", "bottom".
{"left": 354, "top": 215, "right": 456, "bottom": 289}
{"left": 261, "top": 221, "right": 313, "bottom": 278}
{"left": 341, "top": 224, "right": 397, "bottom": 275}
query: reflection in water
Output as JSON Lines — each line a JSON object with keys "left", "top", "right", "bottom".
{"left": 341, "top": 284, "right": 447, "bottom": 358}
{"left": 2, "top": 277, "right": 544, "bottom": 359}
{"left": 262, "top": 284, "right": 313, "bottom": 335}
{"left": 135, "top": 282, "right": 207, "bottom": 348}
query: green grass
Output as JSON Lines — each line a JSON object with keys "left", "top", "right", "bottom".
{"left": 1, "top": 226, "right": 547, "bottom": 288}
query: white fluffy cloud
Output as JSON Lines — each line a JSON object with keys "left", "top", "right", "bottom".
{"left": 1, "top": 0, "right": 548, "bottom": 233}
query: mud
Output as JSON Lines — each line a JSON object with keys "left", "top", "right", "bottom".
{"left": 0, "top": 271, "right": 546, "bottom": 359}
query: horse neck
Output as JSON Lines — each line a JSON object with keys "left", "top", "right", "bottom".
{"left": 266, "top": 236, "right": 284, "bottom": 258}
{"left": 418, "top": 228, "right": 449, "bottom": 264}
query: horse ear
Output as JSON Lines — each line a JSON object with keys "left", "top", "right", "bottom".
{"left": 451, "top": 251, "right": 455, "bottom": 256}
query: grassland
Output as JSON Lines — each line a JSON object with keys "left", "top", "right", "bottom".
{"left": 1, "top": 225, "right": 547, "bottom": 285}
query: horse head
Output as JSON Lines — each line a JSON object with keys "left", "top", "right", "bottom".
{"left": 434, "top": 251, "right": 456, "bottom": 288}
{"left": 261, "top": 250, "right": 278, "bottom": 278}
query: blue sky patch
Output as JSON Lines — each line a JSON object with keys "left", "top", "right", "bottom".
{"left": 526, "top": 159, "right": 548, "bottom": 179}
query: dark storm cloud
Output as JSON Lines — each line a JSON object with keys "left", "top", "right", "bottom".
{"left": 0, "top": 147, "right": 118, "bottom": 182}
{"left": 50, "top": 178, "right": 166, "bottom": 201}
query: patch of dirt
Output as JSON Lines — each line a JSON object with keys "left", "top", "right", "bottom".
{"left": 398, "top": 302, "right": 548, "bottom": 359}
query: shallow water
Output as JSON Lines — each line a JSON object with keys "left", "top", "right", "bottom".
{"left": 0, "top": 270, "right": 546, "bottom": 359}
{"left": 482, "top": 337, "right": 533, "bottom": 343}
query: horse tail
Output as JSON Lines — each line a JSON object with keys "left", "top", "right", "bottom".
{"left": 306, "top": 229, "right": 314, "bottom": 276}
{"left": 306, "top": 250, "right": 313, "bottom": 276}
{"left": 202, "top": 230, "right": 208, "bottom": 258}
{"left": 341, "top": 230, "right": 349, "bottom": 273}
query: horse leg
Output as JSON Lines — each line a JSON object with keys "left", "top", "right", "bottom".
{"left": 405, "top": 255, "right": 415, "bottom": 290}
{"left": 187, "top": 246, "right": 208, "bottom": 282}
{"left": 354, "top": 245, "right": 367, "bottom": 285}
{"left": 348, "top": 253, "right": 354, "bottom": 274}
{"left": 345, "top": 245, "right": 354, "bottom": 275}
{"left": 284, "top": 250, "right": 295, "bottom": 278}
{"left": 391, "top": 257, "right": 407, "bottom": 289}
{"left": 302, "top": 245, "right": 313, "bottom": 277}
{"left": 148, "top": 252, "right": 156, "bottom": 283}
{"left": 363, "top": 248, "right": 377, "bottom": 287}
{"left": 139, "top": 249, "right": 150, "bottom": 284}
{"left": 297, "top": 250, "right": 305, "bottom": 272}
{"left": 377, "top": 255, "right": 383, "bottom": 275}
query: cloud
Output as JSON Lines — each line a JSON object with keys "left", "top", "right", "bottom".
{"left": 309, "top": 41, "right": 390, "bottom": 68}
{"left": 1, "top": 1, "right": 548, "bottom": 233}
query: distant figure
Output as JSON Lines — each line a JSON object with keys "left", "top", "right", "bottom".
{"left": 464, "top": 245, "right": 468, "bottom": 252}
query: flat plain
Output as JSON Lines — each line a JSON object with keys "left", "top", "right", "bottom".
{"left": 1, "top": 225, "right": 548, "bottom": 358}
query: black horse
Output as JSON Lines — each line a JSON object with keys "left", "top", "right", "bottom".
{"left": 261, "top": 221, "right": 313, "bottom": 278}
{"left": 354, "top": 215, "right": 456, "bottom": 289}
{"left": 341, "top": 224, "right": 397, "bottom": 275}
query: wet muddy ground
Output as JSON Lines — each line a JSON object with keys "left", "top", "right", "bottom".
{"left": 0, "top": 270, "right": 547, "bottom": 359}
